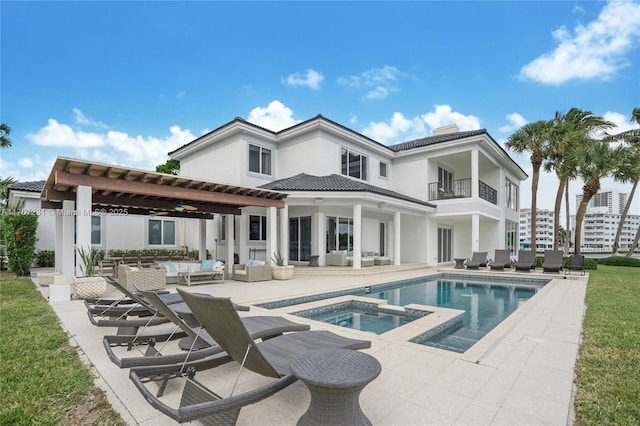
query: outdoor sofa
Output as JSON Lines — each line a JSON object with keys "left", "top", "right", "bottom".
{"left": 117, "top": 264, "right": 166, "bottom": 292}
{"left": 156, "top": 259, "right": 225, "bottom": 285}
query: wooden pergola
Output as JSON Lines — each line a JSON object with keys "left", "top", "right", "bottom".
{"left": 41, "top": 157, "right": 287, "bottom": 285}
{"left": 41, "top": 157, "right": 286, "bottom": 216}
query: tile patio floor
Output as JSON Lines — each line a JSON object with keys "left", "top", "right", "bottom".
{"left": 39, "top": 265, "right": 587, "bottom": 425}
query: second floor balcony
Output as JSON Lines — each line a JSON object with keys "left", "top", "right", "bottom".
{"left": 428, "top": 178, "right": 497, "bottom": 205}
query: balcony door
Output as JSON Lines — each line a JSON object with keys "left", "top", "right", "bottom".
{"left": 438, "top": 166, "right": 454, "bottom": 192}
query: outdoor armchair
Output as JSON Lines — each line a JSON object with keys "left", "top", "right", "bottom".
{"left": 232, "top": 262, "right": 272, "bottom": 282}
{"left": 542, "top": 250, "right": 564, "bottom": 273}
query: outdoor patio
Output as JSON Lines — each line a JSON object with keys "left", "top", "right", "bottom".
{"left": 38, "top": 265, "right": 587, "bottom": 425}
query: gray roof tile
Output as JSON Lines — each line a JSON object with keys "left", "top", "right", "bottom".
{"left": 8, "top": 180, "right": 45, "bottom": 192}
{"left": 259, "top": 174, "right": 435, "bottom": 208}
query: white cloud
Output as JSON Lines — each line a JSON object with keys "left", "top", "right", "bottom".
{"left": 26, "top": 115, "right": 196, "bottom": 172}
{"left": 28, "top": 119, "right": 105, "bottom": 148}
{"left": 73, "top": 108, "right": 108, "bottom": 129}
{"left": 246, "top": 100, "right": 300, "bottom": 132}
{"left": 603, "top": 110, "right": 640, "bottom": 135}
{"left": 284, "top": 69, "right": 324, "bottom": 90}
{"left": 176, "top": 91, "right": 186, "bottom": 99}
{"left": 338, "top": 65, "right": 402, "bottom": 100}
{"left": 499, "top": 113, "right": 528, "bottom": 133}
{"left": 421, "top": 105, "right": 481, "bottom": 132}
{"left": 520, "top": 0, "right": 640, "bottom": 84}
{"left": 17, "top": 158, "right": 34, "bottom": 168}
{"left": 362, "top": 105, "right": 479, "bottom": 144}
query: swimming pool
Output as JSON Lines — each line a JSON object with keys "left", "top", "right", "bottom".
{"left": 260, "top": 273, "right": 549, "bottom": 353}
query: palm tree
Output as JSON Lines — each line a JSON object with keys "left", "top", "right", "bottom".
{"left": 544, "top": 108, "right": 614, "bottom": 251}
{"left": 0, "top": 123, "right": 11, "bottom": 148}
{"left": 506, "top": 120, "right": 550, "bottom": 252}
{"left": 569, "top": 140, "right": 628, "bottom": 254}
{"left": 606, "top": 107, "right": 640, "bottom": 256}
{"left": 0, "top": 176, "right": 17, "bottom": 207}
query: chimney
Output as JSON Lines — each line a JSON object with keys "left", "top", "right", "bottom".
{"left": 433, "top": 124, "right": 460, "bottom": 136}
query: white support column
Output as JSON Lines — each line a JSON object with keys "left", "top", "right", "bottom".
{"left": 279, "top": 204, "right": 289, "bottom": 264}
{"left": 315, "top": 211, "right": 325, "bottom": 265}
{"left": 498, "top": 169, "right": 506, "bottom": 246}
{"left": 238, "top": 212, "right": 248, "bottom": 263}
{"left": 225, "top": 214, "right": 234, "bottom": 277}
{"left": 198, "top": 218, "right": 207, "bottom": 260}
{"left": 353, "top": 204, "right": 362, "bottom": 269}
{"left": 394, "top": 211, "right": 401, "bottom": 265}
{"left": 62, "top": 200, "right": 75, "bottom": 285}
{"left": 471, "top": 149, "right": 479, "bottom": 199}
{"left": 55, "top": 214, "right": 63, "bottom": 273}
{"left": 267, "top": 206, "right": 278, "bottom": 265}
{"left": 472, "top": 213, "right": 480, "bottom": 252}
{"left": 75, "top": 185, "right": 92, "bottom": 277}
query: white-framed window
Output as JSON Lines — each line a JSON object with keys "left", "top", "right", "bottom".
{"left": 249, "top": 144, "right": 272, "bottom": 175}
{"left": 249, "top": 215, "right": 267, "bottom": 241}
{"left": 379, "top": 161, "right": 388, "bottom": 178}
{"left": 506, "top": 179, "right": 519, "bottom": 210}
{"left": 341, "top": 148, "right": 367, "bottom": 180}
{"left": 148, "top": 218, "right": 176, "bottom": 246}
{"left": 91, "top": 215, "right": 102, "bottom": 245}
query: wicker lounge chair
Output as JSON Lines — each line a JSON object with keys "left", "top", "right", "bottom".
{"left": 564, "top": 254, "right": 585, "bottom": 275}
{"left": 489, "top": 249, "right": 512, "bottom": 271}
{"left": 128, "top": 289, "right": 371, "bottom": 424}
{"left": 104, "top": 288, "right": 310, "bottom": 369}
{"left": 542, "top": 250, "right": 564, "bottom": 273}
{"left": 465, "top": 251, "right": 488, "bottom": 270}
{"left": 514, "top": 250, "right": 536, "bottom": 272}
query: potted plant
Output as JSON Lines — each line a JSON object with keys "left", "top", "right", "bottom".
{"left": 72, "top": 245, "right": 107, "bottom": 299}
{"left": 271, "top": 250, "right": 294, "bottom": 280}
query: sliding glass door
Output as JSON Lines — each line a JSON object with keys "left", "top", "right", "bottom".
{"left": 289, "top": 216, "right": 311, "bottom": 261}
{"left": 438, "top": 226, "right": 453, "bottom": 262}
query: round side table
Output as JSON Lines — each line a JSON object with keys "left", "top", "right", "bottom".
{"left": 290, "top": 348, "right": 381, "bottom": 426}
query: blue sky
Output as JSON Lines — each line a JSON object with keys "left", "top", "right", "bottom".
{"left": 2, "top": 0, "right": 639, "bottom": 214}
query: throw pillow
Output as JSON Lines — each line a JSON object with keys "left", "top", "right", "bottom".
{"left": 200, "top": 259, "right": 214, "bottom": 271}
{"left": 159, "top": 262, "right": 177, "bottom": 272}
{"left": 213, "top": 260, "right": 224, "bottom": 270}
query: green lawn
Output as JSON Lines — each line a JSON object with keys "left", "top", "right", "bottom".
{"left": 573, "top": 265, "right": 640, "bottom": 425}
{"left": 0, "top": 275, "right": 123, "bottom": 425}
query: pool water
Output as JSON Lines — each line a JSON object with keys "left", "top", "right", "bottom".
{"left": 293, "top": 302, "right": 427, "bottom": 335}
{"left": 376, "top": 279, "right": 540, "bottom": 352}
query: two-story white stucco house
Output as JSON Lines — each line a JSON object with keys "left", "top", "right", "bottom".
{"left": 169, "top": 114, "right": 526, "bottom": 268}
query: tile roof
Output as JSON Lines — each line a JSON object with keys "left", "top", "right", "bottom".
{"left": 388, "top": 129, "right": 489, "bottom": 152}
{"left": 259, "top": 174, "right": 436, "bottom": 208}
{"left": 8, "top": 180, "right": 45, "bottom": 192}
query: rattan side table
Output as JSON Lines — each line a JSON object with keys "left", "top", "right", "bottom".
{"left": 290, "top": 348, "right": 381, "bottom": 426}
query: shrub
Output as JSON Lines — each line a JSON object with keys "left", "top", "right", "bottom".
{"left": 584, "top": 257, "right": 598, "bottom": 270}
{"left": 2, "top": 212, "right": 38, "bottom": 276}
{"left": 598, "top": 256, "right": 640, "bottom": 267}
{"left": 35, "top": 250, "right": 55, "bottom": 267}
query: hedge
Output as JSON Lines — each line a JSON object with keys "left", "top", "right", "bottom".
{"left": 597, "top": 256, "right": 640, "bottom": 267}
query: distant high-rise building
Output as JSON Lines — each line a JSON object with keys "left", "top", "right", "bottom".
{"left": 572, "top": 189, "right": 639, "bottom": 251}
{"left": 576, "top": 188, "right": 628, "bottom": 214}
{"left": 519, "top": 208, "right": 554, "bottom": 250}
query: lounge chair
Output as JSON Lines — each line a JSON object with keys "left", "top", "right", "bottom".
{"left": 542, "top": 250, "right": 564, "bottom": 273}
{"left": 104, "top": 288, "right": 310, "bottom": 369}
{"left": 129, "top": 289, "right": 371, "bottom": 424}
{"left": 514, "top": 250, "right": 536, "bottom": 272}
{"left": 87, "top": 275, "right": 249, "bottom": 335}
{"left": 465, "top": 251, "right": 488, "bottom": 270}
{"left": 564, "top": 254, "right": 585, "bottom": 275}
{"left": 489, "top": 249, "right": 512, "bottom": 271}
